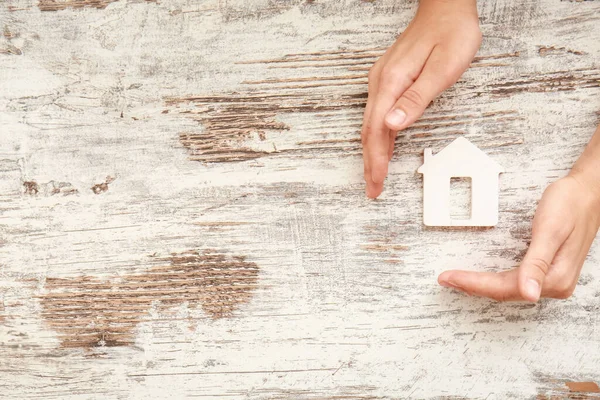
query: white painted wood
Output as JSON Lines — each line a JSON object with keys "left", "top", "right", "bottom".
{"left": 1, "top": 0, "right": 600, "bottom": 399}
{"left": 418, "top": 137, "right": 504, "bottom": 227}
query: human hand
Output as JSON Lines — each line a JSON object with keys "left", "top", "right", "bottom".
{"left": 438, "top": 175, "right": 600, "bottom": 302}
{"left": 362, "top": 0, "right": 482, "bottom": 199}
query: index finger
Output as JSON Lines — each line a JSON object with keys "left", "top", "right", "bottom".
{"left": 438, "top": 269, "right": 521, "bottom": 302}
{"left": 366, "top": 46, "right": 434, "bottom": 185}
{"left": 362, "top": 62, "right": 384, "bottom": 198}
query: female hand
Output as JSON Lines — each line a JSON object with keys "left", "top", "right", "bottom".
{"left": 438, "top": 175, "right": 600, "bottom": 302}
{"left": 362, "top": 0, "right": 482, "bottom": 198}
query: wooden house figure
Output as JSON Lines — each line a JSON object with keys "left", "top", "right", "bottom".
{"left": 417, "top": 137, "right": 504, "bottom": 227}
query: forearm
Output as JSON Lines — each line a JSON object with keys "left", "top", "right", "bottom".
{"left": 570, "top": 124, "right": 600, "bottom": 200}
{"left": 419, "top": 0, "right": 476, "bottom": 6}
{"left": 418, "top": 0, "right": 478, "bottom": 14}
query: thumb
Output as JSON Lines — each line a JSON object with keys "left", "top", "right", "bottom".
{"left": 517, "top": 228, "right": 564, "bottom": 302}
{"left": 384, "top": 47, "right": 465, "bottom": 131}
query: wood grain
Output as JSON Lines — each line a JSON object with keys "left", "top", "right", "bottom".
{"left": 40, "top": 250, "right": 259, "bottom": 348}
{"left": 1, "top": 0, "right": 600, "bottom": 398}
{"left": 37, "top": 0, "right": 157, "bottom": 11}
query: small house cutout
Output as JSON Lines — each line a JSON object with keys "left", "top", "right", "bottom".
{"left": 417, "top": 137, "right": 504, "bottom": 227}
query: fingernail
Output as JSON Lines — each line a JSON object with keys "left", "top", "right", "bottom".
{"left": 524, "top": 278, "right": 541, "bottom": 301}
{"left": 385, "top": 109, "right": 406, "bottom": 128}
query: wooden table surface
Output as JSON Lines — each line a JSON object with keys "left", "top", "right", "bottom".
{"left": 1, "top": 0, "right": 600, "bottom": 398}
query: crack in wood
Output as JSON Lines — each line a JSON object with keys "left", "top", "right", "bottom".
{"left": 37, "top": 0, "right": 156, "bottom": 11}
{"left": 488, "top": 68, "right": 600, "bottom": 96}
{"left": 538, "top": 46, "right": 585, "bottom": 57}
{"left": 0, "top": 44, "right": 22, "bottom": 55}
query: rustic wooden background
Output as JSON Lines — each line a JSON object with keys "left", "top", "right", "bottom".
{"left": 1, "top": 0, "right": 600, "bottom": 398}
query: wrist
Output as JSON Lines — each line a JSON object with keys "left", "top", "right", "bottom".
{"left": 569, "top": 167, "right": 600, "bottom": 215}
{"left": 569, "top": 125, "right": 600, "bottom": 212}
{"left": 419, "top": 0, "right": 477, "bottom": 9}
{"left": 417, "top": 0, "right": 479, "bottom": 22}
{"left": 420, "top": 0, "right": 476, "bottom": 5}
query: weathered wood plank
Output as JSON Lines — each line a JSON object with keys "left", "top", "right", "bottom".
{"left": 1, "top": 0, "right": 600, "bottom": 398}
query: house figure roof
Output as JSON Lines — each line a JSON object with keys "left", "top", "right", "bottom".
{"left": 417, "top": 137, "right": 504, "bottom": 175}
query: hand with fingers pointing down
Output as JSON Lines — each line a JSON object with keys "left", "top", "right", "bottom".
{"left": 362, "top": 0, "right": 482, "bottom": 199}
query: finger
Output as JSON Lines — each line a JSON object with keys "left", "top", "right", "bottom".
{"left": 363, "top": 62, "right": 384, "bottom": 198}
{"left": 362, "top": 98, "right": 377, "bottom": 197}
{"left": 384, "top": 45, "right": 472, "bottom": 131}
{"left": 542, "top": 255, "right": 580, "bottom": 300}
{"left": 517, "top": 218, "right": 573, "bottom": 302}
{"left": 363, "top": 105, "right": 384, "bottom": 199}
{"left": 367, "top": 45, "right": 433, "bottom": 186}
{"left": 366, "top": 179, "right": 384, "bottom": 199}
{"left": 542, "top": 228, "right": 591, "bottom": 299}
{"left": 438, "top": 269, "right": 521, "bottom": 302}
{"left": 388, "top": 130, "right": 397, "bottom": 161}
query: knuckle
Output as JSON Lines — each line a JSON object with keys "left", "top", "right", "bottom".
{"left": 553, "top": 285, "right": 575, "bottom": 300}
{"left": 490, "top": 293, "right": 508, "bottom": 302}
{"left": 526, "top": 257, "right": 551, "bottom": 276}
{"left": 361, "top": 132, "right": 368, "bottom": 146}
{"left": 360, "top": 118, "right": 367, "bottom": 141}
{"left": 548, "top": 275, "right": 576, "bottom": 299}
{"left": 489, "top": 291, "right": 511, "bottom": 302}
{"left": 401, "top": 88, "right": 426, "bottom": 110}
{"left": 368, "top": 63, "right": 380, "bottom": 82}
{"left": 368, "top": 61, "right": 385, "bottom": 93}
{"left": 440, "top": 65, "right": 462, "bottom": 86}
{"left": 361, "top": 126, "right": 370, "bottom": 144}
{"left": 379, "top": 65, "right": 405, "bottom": 86}
{"left": 533, "top": 218, "right": 571, "bottom": 243}
{"left": 462, "top": 19, "right": 483, "bottom": 45}
{"left": 472, "top": 26, "right": 483, "bottom": 46}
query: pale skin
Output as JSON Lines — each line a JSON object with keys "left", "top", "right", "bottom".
{"left": 362, "top": 0, "right": 600, "bottom": 302}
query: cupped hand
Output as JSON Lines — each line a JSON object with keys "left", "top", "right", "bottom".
{"left": 362, "top": 0, "right": 482, "bottom": 198}
{"left": 438, "top": 175, "right": 600, "bottom": 302}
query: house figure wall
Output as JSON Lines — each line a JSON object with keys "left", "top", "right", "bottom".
{"left": 418, "top": 137, "right": 504, "bottom": 227}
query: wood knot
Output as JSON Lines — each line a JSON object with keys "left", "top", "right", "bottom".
{"left": 91, "top": 176, "right": 116, "bottom": 195}
{"left": 23, "top": 181, "right": 39, "bottom": 195}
